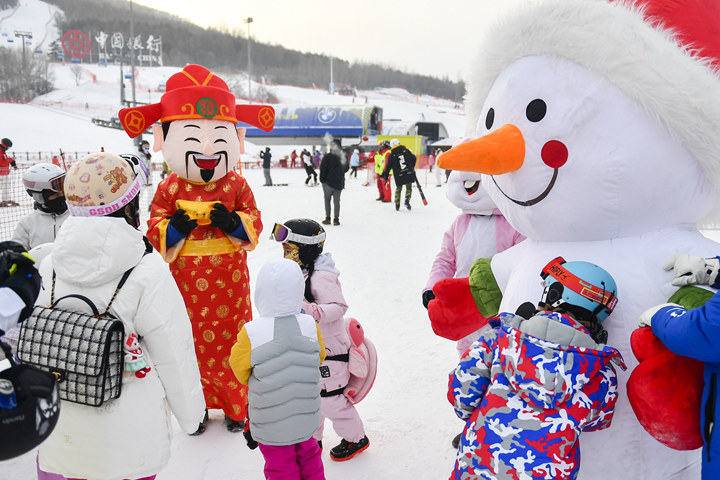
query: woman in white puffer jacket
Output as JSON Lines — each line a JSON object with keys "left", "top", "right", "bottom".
{"left": 35, "top": 152, "right": 206, "bottom": 480}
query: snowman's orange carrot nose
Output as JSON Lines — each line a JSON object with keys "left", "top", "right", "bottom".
{"left": 437, "top": 124, "right": 525, "bottom": 175}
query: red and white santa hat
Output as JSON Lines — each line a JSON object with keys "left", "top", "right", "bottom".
{"left": 118, "top": 64, "right": 275, "bottom": 138}
{"left": 465, "top": 0, "right": 720, "bottom": 188}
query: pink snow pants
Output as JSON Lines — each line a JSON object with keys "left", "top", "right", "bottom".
{"left": 258, "top": 437, "right": 325, "bottom": 480}
{"left": 313, "top": 393, "right": 365, "bottom": 443}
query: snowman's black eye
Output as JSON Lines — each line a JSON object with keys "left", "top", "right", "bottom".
{"left": 526, "top": 99, "right": 546, "bottom": 122}
{"left": 485, "top": 108, "right": 495, "bottom": 130}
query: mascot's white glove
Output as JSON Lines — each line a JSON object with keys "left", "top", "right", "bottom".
{"left": 638, "top": 303, "right": 681, "bottom": 328}
{"left": 663, "top": 254, "right": 720, "bottom": 287}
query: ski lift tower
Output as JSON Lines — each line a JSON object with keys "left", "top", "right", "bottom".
{"left": 14, "top": 31, "right": 32, "bottom": 71}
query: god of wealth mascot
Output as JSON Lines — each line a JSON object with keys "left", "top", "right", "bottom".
{"left": 119, "top": 64, "right": 275, "bottom": 434}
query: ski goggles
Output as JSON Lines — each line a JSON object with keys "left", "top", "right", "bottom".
{"left": 23, "top": 173, "right": 65, "bottom": 193}
{"left": 270, "top": 223, "right": 326, "bottom": 245}
{"left": 540, "top": 256, "right": 618, "bottom": 312}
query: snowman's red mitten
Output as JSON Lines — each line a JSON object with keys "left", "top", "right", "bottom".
{"left": 628, "top": 327, "right": 704, "bottom": 450}
{"left": 628, "top": 286, "right": 712, "bottom": 451}
{"left": 428, "top": 258, "right": 501, "bottom": 341}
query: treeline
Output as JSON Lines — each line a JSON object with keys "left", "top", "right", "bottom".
{"left": 0, "top": 49, "right": 53, "bottom": 102}
{"left": 42, "top": 0, "right": 463, "bottom": 101}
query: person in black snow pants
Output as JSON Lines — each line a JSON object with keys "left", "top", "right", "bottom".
{"left": 302, "top": 148, "right": 318, "bottom": 186}
{"left": 260, "top": 147, "right": 273, "bottom": 186}
{"left": 382, "top": 138, "right": 417, "bottom": 211}
{"left": 319, "top": 140, "right": 348, "bottom": 226}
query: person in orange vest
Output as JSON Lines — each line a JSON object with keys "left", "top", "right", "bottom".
{"left": 374, "top": 141, "right": 391, "bottom": 203}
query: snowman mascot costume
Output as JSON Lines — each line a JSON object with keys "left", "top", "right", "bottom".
{"left": 118, "top": 64, "right": 275, "bottom": 433}
{"left": 435, "top": 0, "right": 720, "bottom": 478}
{"left": 423, "top": 169, "right": 524, "bottom": 356}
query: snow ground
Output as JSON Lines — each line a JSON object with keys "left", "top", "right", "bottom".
{"left": 1, "top": 166, "right": 464, "bottom": 480}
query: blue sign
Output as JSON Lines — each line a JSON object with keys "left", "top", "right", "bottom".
{"left": 244, "top": 105, "right": 380, "bottom": 138}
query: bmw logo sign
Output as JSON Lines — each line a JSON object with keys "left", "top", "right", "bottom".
{"left": 318, "top": 107, "right": 337, "bottom": 124}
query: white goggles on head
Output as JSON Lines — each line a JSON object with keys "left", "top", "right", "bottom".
{"left": 270, "top": 223, "right": 326, "bottom": 245}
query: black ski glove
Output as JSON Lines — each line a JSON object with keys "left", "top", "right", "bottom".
{"left": 243, "top": 420, "right": 258, "bottom": 450}
{"left": 210, "top": 203, "right": 242, "bottom": 233}
{"left": 168, "top": 209, "right": 197, "bottom": 236}
{"left": 0, "top": 242, "right": 41, "bottom": 322}
{"left": 422, "top": 289, "right": 436, "bottom": 309}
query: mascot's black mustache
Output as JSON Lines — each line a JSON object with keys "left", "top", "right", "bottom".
{"left": 184, "top": 150, "right": 229, "bottom": 181}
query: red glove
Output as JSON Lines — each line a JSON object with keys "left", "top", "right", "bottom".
{"left": 428, "top": 277, "right": 489, "bottom": 341}
{"left": 627, "top": 327, "right": 704, "bottom": 450}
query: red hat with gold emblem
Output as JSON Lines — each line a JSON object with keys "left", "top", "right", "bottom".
{"left": 118, "top": 64, "right": 275, "bottom": 138}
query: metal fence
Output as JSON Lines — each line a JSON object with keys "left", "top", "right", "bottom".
{"left": 1, "top": 153, "right": 148, "bottom": 242}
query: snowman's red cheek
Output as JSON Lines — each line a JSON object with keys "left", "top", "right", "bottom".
{"left": 541, "top": 140, "right": 568, "bottom": 168}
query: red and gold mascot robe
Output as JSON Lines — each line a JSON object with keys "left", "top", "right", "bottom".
{"left": 118, "top": 64, "right": 275, "bottom": 423}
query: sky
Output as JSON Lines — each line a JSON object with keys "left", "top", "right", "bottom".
{"left": 131, "top": 0, "right": 522, "bottom": 81}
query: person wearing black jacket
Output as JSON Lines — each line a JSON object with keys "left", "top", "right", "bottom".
{"left": 319, "top": 140, "right": 349, "bottom": 225}
{"left": 382, "top": 138, "right": 417, "bottom": 211}
{"left": 260, "top": 147, "right": 273, "bottom": 186}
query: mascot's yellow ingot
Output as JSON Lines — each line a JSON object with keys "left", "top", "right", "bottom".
{"left": 119, "top": 64, "right": 275, "bottom": 428}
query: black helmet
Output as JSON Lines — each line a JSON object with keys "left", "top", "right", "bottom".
{"left": 282, "top": 218, "right": 325, "bottom": 266}
{"left": 0, "top": 342, "right": 60, "bottom": 461}
{"left": 380, "top": 140, "right": 390, "bottom": 149}
{"left": 1, "top": 138, "right": 11, "bottom": 150}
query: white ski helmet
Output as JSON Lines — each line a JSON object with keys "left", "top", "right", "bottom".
{"left": 64, "top": 152, "right": 147, "bottom": 226}
{"left": 23, "top": 163, "right": 66, "bottom": 203}
{"left": 23, "top": 163, "right": 67, "bottom": 213}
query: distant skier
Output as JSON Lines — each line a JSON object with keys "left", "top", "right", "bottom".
{"left": 349, "top": 149, "right": 360, "bottom": 178}
{"left": 302, "top": 148, "right": 318, "bottom": 185}
{"left": 0, "top": 138, "right": 18, "bottom": 207}
{"left": 382, "top": 138, "right": 416, "bottom": 211}
{"left": 260, "top": 147, "right": 273, "bottom": 186}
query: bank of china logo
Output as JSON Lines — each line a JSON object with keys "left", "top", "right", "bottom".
{"left": 317, "top": 107, "right": 337, "bottom": 124}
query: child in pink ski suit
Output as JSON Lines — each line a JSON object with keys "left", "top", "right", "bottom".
{"left": 272, "top": 218, "right": 369, "bottom": 462}
{"left": 423, "top": 170, "right": 525, "bottom": 355}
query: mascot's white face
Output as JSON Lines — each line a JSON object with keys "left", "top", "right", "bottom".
{"left": 153, "top": 119, "right": 246, "bottom": 184}
{"left": 446, "top": 170, "right": 497, "bottom": 215}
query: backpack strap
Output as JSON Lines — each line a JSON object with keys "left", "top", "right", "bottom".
{"left": 50, "top": 247, "right": 151, "bottom": 318}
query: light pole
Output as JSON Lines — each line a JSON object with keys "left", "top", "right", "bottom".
{"left": 130, "top": 0, "right": 136, "bottom": 107}
{"left": 243, "top": 17, "right": 253, "bottom": 104}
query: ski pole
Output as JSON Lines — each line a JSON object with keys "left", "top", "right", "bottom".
{"left": 59, "top": 148, "right": 67, "bottom": 170}
{"left": 415, "top": 178, "right": 428, "bottom": 205}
